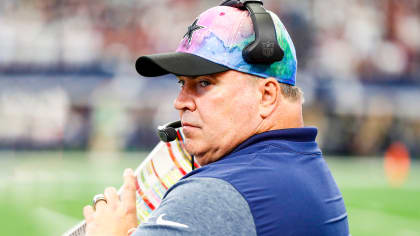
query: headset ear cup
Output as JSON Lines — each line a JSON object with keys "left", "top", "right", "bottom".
{"left": 242, "top": 34, "right": 284, "bottom": 64}
{"left": 242, "top": 2, "right": 284, "bottom": 64}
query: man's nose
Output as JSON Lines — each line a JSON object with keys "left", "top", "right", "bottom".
{"left": 174, "top": 88, "right": 196, "bottom": 112}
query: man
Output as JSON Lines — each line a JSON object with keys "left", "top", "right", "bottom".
{"left": 83, "top": 1, "right": 350, "bottom": 236}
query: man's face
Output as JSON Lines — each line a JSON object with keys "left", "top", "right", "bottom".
{"left": 174, "top": 70, "right": 262, "bottom": 166}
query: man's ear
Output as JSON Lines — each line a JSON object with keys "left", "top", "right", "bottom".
{"left": 258, "top": 77, "right": 280, "bottom": 118}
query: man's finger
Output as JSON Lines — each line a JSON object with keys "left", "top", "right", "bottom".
{"left": 83, "top": 205, "right": 95, "bottom": 223}
{"left": 121, "top": 168, "right": 137, "bottom": 214}
{"left": 94, "top": 200, "right": 107, "bottom": 212}
{"left": 104, "top": 187, "right": 119, "bottom": 209}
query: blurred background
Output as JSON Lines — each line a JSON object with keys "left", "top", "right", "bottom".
{"left": 0, "top": 0, "right": 419, "bottom": 235}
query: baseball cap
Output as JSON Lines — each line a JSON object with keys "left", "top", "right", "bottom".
{"left": 136, "top": 5, "right": 297, "bottom": 85}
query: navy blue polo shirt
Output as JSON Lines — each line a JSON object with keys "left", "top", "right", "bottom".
{"left": 136, "top": 128, "right": 350, "bottom": 236}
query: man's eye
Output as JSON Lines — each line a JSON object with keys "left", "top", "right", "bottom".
{"left": 199, "top": 80, "right": 210, "bottom": 87}
{"left": 177, "top": 80, "right": 185, "bottom": 87}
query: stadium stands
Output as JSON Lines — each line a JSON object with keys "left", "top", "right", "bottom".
{"left": 0, "top": 0, "right": 419, "bottom": 156}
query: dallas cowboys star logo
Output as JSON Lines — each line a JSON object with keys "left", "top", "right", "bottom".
{"left": 183, "top": 18, "right": 205, "bottom": 47}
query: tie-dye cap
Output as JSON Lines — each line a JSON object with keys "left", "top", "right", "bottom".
{"left": 136, "top": 5, "right": 297, "bottom": 85}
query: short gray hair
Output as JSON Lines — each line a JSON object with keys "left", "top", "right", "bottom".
{"left": 245, "top": 73, "right": 304, "bottom": 103}
{"left": 279, "top": 83, "right": 304, "bottom": 103}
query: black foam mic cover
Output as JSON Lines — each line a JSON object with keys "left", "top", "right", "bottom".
{"left": 158, "top": 127, "right": 178, "bottom": 142}
{"left": 157, "top": 121, "right": 182, "bottom": 142}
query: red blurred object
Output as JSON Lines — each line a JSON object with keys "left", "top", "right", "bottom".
{"left": 384, "top": 142, "right": 411, "bottom": 187}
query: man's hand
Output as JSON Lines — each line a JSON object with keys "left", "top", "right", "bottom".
{"left": 83, "top": 168, "right": 138, "bottom": 236}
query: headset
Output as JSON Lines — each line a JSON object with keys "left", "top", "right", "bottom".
{"left": 158, "top": 1, "right": 281, "bottom": 138}
{"left": 220, "top": 0, "right": 284, "bottom": 64}
{"left": 157, "top": 0, "right": 279, "bottom": 166}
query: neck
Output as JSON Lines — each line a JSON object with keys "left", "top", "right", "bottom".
{"left": 256, "top": 100, "right": 304, "bottom": 134}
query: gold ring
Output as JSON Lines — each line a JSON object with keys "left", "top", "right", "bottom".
{"left": 92, "top": 194, "right": 107, "bottom": 210}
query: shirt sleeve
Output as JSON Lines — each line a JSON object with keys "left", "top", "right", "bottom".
{"left": 132, "top": 177, "right": 257, "bottom": 236}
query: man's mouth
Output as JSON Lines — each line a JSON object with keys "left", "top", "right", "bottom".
{"left": 181, "top": 121, "right": 199, "bottom": 128}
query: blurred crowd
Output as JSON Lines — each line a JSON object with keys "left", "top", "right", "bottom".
{"left": 0, "top": 0, "right": 419, "bottom": 157}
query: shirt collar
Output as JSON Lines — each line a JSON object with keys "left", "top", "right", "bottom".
{"left": 231, "top": 127, "right": 318, "bottom": 154}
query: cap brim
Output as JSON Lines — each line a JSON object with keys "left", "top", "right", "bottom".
{"left": 136, "top": 52, "right": 229, "bottom": 77}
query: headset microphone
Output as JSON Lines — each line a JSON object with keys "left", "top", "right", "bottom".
{"left": 157, "top": 120, "right": 182, "bottom": 142}
{"left": 157, "top": 120, "right": 196, "bottom": 170}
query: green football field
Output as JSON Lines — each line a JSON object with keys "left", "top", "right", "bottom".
{"left": 0, "top": 152, "right": 419, "bottom": 236}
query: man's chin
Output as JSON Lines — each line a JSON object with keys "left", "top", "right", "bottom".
{"left": 184, "top": 140, "right": 199, "bottom": 156}
{"left": 184, "top": 139, "right": 204, "bottom": 157}
{"left": 183, "top": 141, "right": 219, "bottom": 166}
